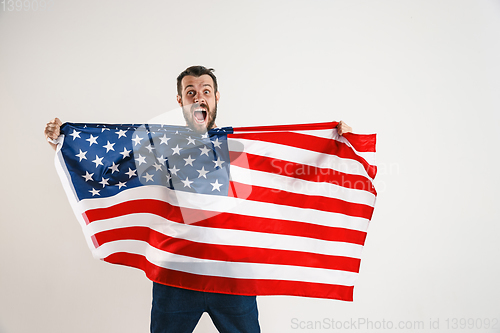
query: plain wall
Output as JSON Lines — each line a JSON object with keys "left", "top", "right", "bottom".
{"left": 1, "top": 1, "right": 499, "bottom": 332}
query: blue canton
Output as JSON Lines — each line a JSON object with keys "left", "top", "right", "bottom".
{"left": 60, "top": 123, "right": 233, "bottom": 201}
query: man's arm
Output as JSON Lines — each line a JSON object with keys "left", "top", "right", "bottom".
{"left": 44, "top": 117, "right": 62, "bottom": 151}
{"left": 337, "top": 120, "right": 352, "bottom": 135}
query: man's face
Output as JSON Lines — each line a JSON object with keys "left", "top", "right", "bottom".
{"left": 177, "top": 74, "right": 220, "bottom": 133}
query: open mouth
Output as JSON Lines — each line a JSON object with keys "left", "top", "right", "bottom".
{"left": 193, "top": 109, "right": 207, "bottom": 124}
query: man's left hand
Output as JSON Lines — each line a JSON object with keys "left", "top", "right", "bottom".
{"left": 337, "top": 121, "right": 352, "bottom": 136}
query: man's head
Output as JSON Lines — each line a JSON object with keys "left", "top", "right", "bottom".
{"left": 177, "top": 66, "right": 220, "bottom": 133}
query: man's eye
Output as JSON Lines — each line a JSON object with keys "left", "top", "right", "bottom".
{"left": 204, "top": 90, "right": 210, "bottom": 94}
{"left": 187, "top": 91, "right": 194, "bottom": 95}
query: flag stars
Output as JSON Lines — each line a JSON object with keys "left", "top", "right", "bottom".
{"left": 181, "top": 177, "right": 194, "bottom": 188}
{"left": 116, "top": 181, "right": 127, "bottom": 189}
{"left": 183, "top": 155, "right": 195, "bottom": 166}
{"left": 186, "top": 136, "right": 196, "bottom": 145}
{"left": 120, "top": 147, "right": 131, "bottom": 158}
{"left": 132, "top": 134, "right": 143, "bottom": 146}
{"left": 108, "top": 162, "right": 120, "bottom": 174}
{"left": 199, "top": 145, "right": 210, "bottom": 156}
{"left": 115, "top": 129, "right": 127, "bottom": 138}
{"left": 69, "top": 130, "right": 81, "bottom": 140}
{"left": 99, "top": 177, "right": 110, "bottom": 188}
{"left": 86, "top": 134, "right": 98, "bottom": 146}
{"left": 146, "top": 144, "right": 155, "bottom": 153}
{"left": 169, "top": 165, "right": 180, "bottom": 176}
{"left": 142, "top": 173, "right": 154, "bottom": 182}
{"left": 197, "top": 166, "right": 209, "bottom": 179}
{"left": 211, "top": 138, "right": 222, "bottom": 148}
{"left": 75, "top": 149, "right": 87, "bottom": 162}
{"left": 92, "top": 155, "right": 104, "bottom": 168}
{"left": 171, "top": 145, "right": 182, "bottom": 155}
{"left": 152, "top": 162, "right": 163, "bottom": 171}
{"left": 157, "top": 155, "right": 167, "bottom": 165}
{"left": 103, "top": 141, "right": 115, "bottom": 152}
{"left": 89, "top": 188, "right": 100, "bottom": 196}
{"left": 135, "top": 154, "right": 147, "bottom": 166}
{"left": 159, "top": 134, "right": 170, "bottom": 145}
{"left": 82, "top": 171, "right": 94, "bottom": 182}
{"left": 210, "top": 179, "right": 223, "bottom": 192}
{"left": 125, "top": 168, "right": 137, "bottom": 178}
{"left": 213, "top": 157, "right": 225, "bottom": 169}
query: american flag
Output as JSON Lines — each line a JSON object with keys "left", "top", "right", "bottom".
{"left": 54, "top": 121, "right": 377, "bottom": 301}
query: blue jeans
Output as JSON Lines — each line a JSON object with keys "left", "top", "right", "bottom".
{"left": 151, "top": 283, "right": 261, "bottom": 333}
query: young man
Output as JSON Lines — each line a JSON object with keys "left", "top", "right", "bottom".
{"left": 44, "top": 65, "right": 352, "bottom": 332}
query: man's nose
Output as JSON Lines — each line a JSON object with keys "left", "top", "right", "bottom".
{"left": 194, "top": 92, "right": 206, "bottom": 104}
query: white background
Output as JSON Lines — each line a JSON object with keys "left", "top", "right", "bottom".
{"left": 1, "top": 1, "right": 500, "bottom": 332}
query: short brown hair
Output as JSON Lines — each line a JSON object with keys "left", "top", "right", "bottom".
{"left": 176, "top": 66, "right": 218, "bottom": 95}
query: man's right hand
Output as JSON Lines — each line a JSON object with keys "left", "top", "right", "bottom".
{"left": 44, "top": 117, "right": 62, "bottom": 151}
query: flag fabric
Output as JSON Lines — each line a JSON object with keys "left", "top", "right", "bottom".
{"left": 54, "top": 121, "right": 377, "bottom": 301}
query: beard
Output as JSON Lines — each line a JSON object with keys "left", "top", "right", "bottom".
{"left": 181, "top": 101, "right": 217, "bottom": 133}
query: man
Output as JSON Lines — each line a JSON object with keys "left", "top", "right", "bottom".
{"left": 44, "top": 65, "right": 352, "bottom": 332}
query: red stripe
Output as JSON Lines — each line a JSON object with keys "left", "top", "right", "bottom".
{"left": 94, "top": 226, "right": 361, "bottom": 272}
{"left": 104, "top": 252, "right": 354, "bottom": 301}
{"left": 228, "top": 131, "right": 377, "bottom": 178}
{"left": 233, "top": 121, "right": 339, "bottom": 133}
{"left": 230, "top": 151, "right": 377, "bottom": 196}
{"left": 83, "top": 199, "right": 367, "bottom": 245}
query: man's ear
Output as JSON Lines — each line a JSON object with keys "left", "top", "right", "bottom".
{"left": 176, "top": 95, "right": 182, "bottom": 107}
{"left": 216, "top": 91, "right": 220, "bottom": 103}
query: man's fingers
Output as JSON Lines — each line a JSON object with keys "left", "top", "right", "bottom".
{"left": 44, "top": 118, "right": 62, "bottom": 140}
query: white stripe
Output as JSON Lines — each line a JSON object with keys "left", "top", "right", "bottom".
{"left": 93, "top": 240, "right": 359, "bottom": 286}
{"left": 76, "top": 185, "right": 371, "bottom": 232}
{"left": 229, "top": 164, "right": 376, "bottom": 207}
{"left": 228, "top": 138, "right": 373, "bottom": 180}
{"left": 84, "top": 213, "right": 364, "bottom": 259}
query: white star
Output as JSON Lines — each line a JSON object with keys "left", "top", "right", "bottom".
{"left": 171, "top": 145, "right": 182, "bottom": 155}
{"left": 159, "top": 134, "right": 170, "bottom": 145}
{"left": 142, "top": 172, "right": 154, "bottom": 182}
{"left": 211, "top": 137, "right": 222, "bottom": 148}
{"left": 165, "top": 173, "right": 172, "bottom": 182}
{"left": 116, "top": 129, "right": 127, "bottom": 138}
{"left": 152, "top": 162, "right": 162, "bottom": 171}
{"left": 168, "top": 165, "right": 179, "bottom": 176}
{"left": 132, "top": 134, "right": 143, "bottom": 146}
{"left": 119, "top": 147, "right": 131, "bottom": 158}
{"left": 157, "top": 155, "right": 167, "bottom": 164}
{"left": 75, "top": 149, "right": 87, "bottom": 162}
{"left": 116, "top": 181, "right": 127, "bottom": 189}
{"left": 125, "top": 168, "right": 137, "bottom": 178}
{"left": 69, "top": 130, "right": 81, "bottom": 140}
{"left": 197, "top": 166, "right": 209, "bottom": 178}
{"left": 199, "top": 145, "right": 211, "bottom": 156}
{"left": 92, "top": 155, "right": 104, "bottom": 167}
{"left": 108, "top": 162, "right": 120, "bottom": 174}
{"left": 82, "top": 171, "right": 94, "bottom": 182}
{"left": 103, "top": 141, "right": 115, "bottom": 152}
{"left": 213, "top": 157, "right": 225, "bottom": 169}
{"left": 135, "top": 154, "right": 147, "bottom": 165}
{"left": 86, "top": 134, "right": 98, "bottom": 146}
{"left": 210, "top": 179, "right": 223, "bottom": 191}
{"left": 201, "top": 133, "right": 209, "bottom": 139}
{"left": 101, "top": 127, "right": 110, "bottom": 132}
{"left": 146, "top": 144, "right": 155, "bottom": 153}
{"left": 99, "top": 177, "right": 109, "bottom": 187}
{"left": 181, "top": 177, "right": 194, "bottom": 188}
{"left": 186, "top": 136, "right": 196, "bottom": 145}
{"left": 183, "top": 155, "right": 195, "bottom": 166}
{"left": 89, "top": 188, "right": 100, "bottom": 196}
